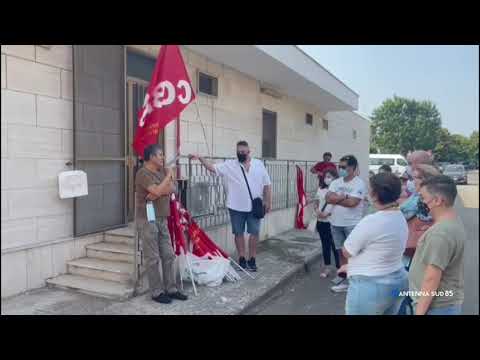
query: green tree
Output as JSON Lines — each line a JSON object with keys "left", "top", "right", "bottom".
{"left": 371, "top": 96, "right": 442, "bottom": 155}
{"left": 435, "top": 129, "right": 478, "bottom": 165}
{"left": 434, "top": 128, "right": 452, "bottom": 162}
{"left": 469, "top": 131, "right": 479, "bottom": 166}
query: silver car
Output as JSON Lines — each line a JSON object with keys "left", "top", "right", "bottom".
{"left": 443, "top": 164, "right": 468, "bottom": 185}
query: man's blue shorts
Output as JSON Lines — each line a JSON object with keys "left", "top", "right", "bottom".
{"left": 228, "top": 208, "right": 261, "bottom": 236}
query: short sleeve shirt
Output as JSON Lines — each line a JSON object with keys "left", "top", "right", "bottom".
{"left": 135, "top": 167, "right": 171, "bottom": 222}
{"left": 214, "top": 158, "right": 271, "bottom": 212}
{"left": 408, "top": 218, "right": 465, "bottom": 308}
{"left": 328, "top": 176, "right": 367, "bottom": 227}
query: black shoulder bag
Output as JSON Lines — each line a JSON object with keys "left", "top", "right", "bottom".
{"left": 240, "top": 164, "right": 265, "bottom": 219}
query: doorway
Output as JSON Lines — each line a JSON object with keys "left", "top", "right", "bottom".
{"left": 126, "top": 49, "right": 165, "bottom": 222}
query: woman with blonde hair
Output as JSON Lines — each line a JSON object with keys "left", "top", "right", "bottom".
{"left": 400, "top": 164, "right": 441, "bottom": 221}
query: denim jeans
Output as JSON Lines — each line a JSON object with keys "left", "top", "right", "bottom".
{"left": 413, "top": 304, "right": 462, "bottom": 315}
{"left": 346, "top": 268, "right": 409, "bottom": 315}
{"left": 331, "top": 225, "right": 356, "bottom": 250}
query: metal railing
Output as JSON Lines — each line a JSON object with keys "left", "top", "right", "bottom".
{"left": 176, "top": 156, "right": 325, "bottom": 230}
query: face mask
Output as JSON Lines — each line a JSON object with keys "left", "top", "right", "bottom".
{"left": 406, "top": 180, "right": 416, "bottom": 194}
{"left": 417, "top": 199, "right": 430, "bottom": 217}
{"left": 324, "top": 177, "right": 333, "bottom": 186}
{"left": 338, "top": 169, "right": 348, "bottom": 178}
{"left": 237, "top": 153, "right": 247, "bottom": 163}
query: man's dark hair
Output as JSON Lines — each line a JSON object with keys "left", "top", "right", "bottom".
{"left": 340, "top": 155, "right": 358, "bottom": 170}
{"left": 237, "top": 140, "right": 249, "bottom": 147}
{"left": 323, "top": 152, "right": 332, "bottom": 158}
{"left": 379, "top": 164, "right": 392, "bottom": 173}
{"left": 144, "top": 144, "right": 163, "bottom": 161}
{"left": 421, "top": 175, "right": 457, "bottom": 207}
{"left": 369, "top": 172, "right": 401, "bottom": 205}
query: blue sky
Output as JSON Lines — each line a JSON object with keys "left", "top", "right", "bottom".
{"left": 298, "top": 45, "right": 479, "bottom": 137}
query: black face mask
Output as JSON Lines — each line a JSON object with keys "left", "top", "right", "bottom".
{"left": 417, "top": 199, "right": 430, "bottom": 217}
{"left": 237, "top": 153, "right": 248, "bottom": 163}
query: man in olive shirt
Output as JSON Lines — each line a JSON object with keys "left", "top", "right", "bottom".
{"left": 409, "top": 175, "right": 465, "bottom": 315}
{"left": 135, "top": 144, "right": 188, "bottom": 304}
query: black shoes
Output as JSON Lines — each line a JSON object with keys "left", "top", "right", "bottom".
{"left": 152, "top": 293, "right": 172, "bottom": 304}
{"left": 168, "top": 291, "right": 188, "bottom": 301}
{"left": 152, "top": 291, "right": 188, "bottom": 303}
{"left": 247, "top": 257, "right": 257, "bottom": 272}
{"left": 239, "top": 257, "right": 247, "bottom": 269}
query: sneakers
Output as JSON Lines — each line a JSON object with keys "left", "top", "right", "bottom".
{"left": 167, "top": 291, "right": 188, "bottom": 301}
{"left": 239, "top": 256, "right": 247, "bottom": 269}
{"left": 152, "top": 293, "right": 172, "bottom": 304}
{"left": 330, "top": 283, "right": 349, "bottom": 293}
{"left": 247, "top": 257, "right": 257, "bottom": 272}
{"left": 330, "top": 275, "right": 345, "bottom": 285}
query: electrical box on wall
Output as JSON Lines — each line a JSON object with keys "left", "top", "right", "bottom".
{"left": 58, "top": 171, "right": 88, "bottom": 199}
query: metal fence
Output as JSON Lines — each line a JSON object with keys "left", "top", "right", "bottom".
{"left": 176, "top": 156, "right": 325, "bottom": 230}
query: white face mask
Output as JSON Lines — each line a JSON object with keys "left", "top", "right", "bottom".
{"left": 324, "top": 177, "right": 333, "bottom": 186}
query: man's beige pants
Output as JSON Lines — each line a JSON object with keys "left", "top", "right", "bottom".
{"left": 137, "top": 218, "right": 177, "bottom": 297}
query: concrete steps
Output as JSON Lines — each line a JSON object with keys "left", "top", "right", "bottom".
{"left": 46, "top": 225, "right": 139, "bottom": 300}
{"left": 68, "top": 258, "right": 133, "bottom": 284}
{"left": 46, "top": 274, "right": 134, "bottom": 300}
{"left": 86, "top": 242, "right": 135, "bottom": 263}
{"left": 104, "top": 226, "right": 135, "bottom": 246}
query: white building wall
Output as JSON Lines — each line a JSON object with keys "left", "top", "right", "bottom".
{"left": 1, "top": 45, "right": 102, "bottom": 298}
{"left": 1, "top": 45, "right": 370, "bottom": 298}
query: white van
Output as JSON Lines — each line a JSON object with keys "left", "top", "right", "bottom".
{"left": 369, "top": 154, "right": 408, "bottom": 176}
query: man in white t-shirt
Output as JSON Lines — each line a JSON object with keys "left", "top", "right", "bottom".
{"left": 189, "top": 141, "right": 272, "bottom": 272}
{"left": 325, "top": 154, "right": 367, "bottom": 292}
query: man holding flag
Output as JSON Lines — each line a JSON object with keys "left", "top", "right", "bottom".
{"left": 136, "top": 144, "right": 188, "bottom": 303}
{"left": 133, "top": 45, "right": 195, "bottom": 302}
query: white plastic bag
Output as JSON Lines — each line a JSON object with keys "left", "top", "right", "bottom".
{"left": 182, "top": 253, "right": 235, "bottom": 287}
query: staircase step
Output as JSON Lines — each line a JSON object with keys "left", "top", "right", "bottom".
{"left": 86, "top": 242, "right": 135, "bottom": 263}
{"left": 104, "top": 228, "right": 135, "bottom": 246}
{"left": 46, "top": 274, "right": 134, "bottom": 300}
{"left": 105, "top": 226, "right": 135, "bottom": 238}
{"left": 68, "top": 258, "right": 133, "bottom": 284}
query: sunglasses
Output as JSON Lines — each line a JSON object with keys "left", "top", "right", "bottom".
{"left": 338, "top": 165, "right": 347, "bottom": 170}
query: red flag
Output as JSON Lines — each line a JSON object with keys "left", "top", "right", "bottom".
{"left": 133, "top": 45, "right": 195, "bottom": 158}
{"left": 295, "top": 165, "right": 307, "bottom": 229}
{"left": 167, "top": 195, "right": 187, "bottom": 256}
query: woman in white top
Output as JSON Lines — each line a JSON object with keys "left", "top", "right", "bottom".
{"left": 314, "top": 169, "right": 340, "bottom": 278}
{"left": 338, "top": 172, "right": 409, "bottom": 315}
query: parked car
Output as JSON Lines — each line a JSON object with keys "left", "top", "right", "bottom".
{"left": 369, "top": 154, "right": 408, "bottom": 176}
{"left": 438, "top": 162, "right": 450, "bottom": 173}
{"left": 443, "top": 164, "right": 468, "bottom": 185}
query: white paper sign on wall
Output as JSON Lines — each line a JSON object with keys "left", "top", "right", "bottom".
{"left": 58, "top": 171, "right": 88, "bottom": 199}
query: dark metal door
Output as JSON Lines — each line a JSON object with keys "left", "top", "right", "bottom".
{"left": 73, "top": 45, "right": 127, "bottom": 236}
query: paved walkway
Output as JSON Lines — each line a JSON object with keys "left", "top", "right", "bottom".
{"left": 1, "top": 229, "right": 322, "bottom": 315}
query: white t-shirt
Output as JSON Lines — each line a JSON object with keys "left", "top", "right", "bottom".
{"left": 314, "top": 188, "right": 334, "bottom": 223}
{"left": 344, "top": 210, "right": 408, "bottom": 277}
{"left": 328, "top": 176, "right": 367, "bottom": 227}
{"left": 214, "top": 158, "right": 272, "bottom": 212}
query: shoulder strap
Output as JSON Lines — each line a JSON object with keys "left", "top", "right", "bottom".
{"left": 240, "top": 164, "right": 254, "bottom": 201}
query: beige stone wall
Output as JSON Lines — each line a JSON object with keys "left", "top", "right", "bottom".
{"left": 1, "top": 45, "right": 369, "bottom": 298}
{"left": 1, "top": 45, "right": 81, "bottom": 297}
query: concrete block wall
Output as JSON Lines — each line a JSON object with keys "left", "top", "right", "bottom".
{"left": 1, "top": 45, "right": 78, "bottom": 298}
